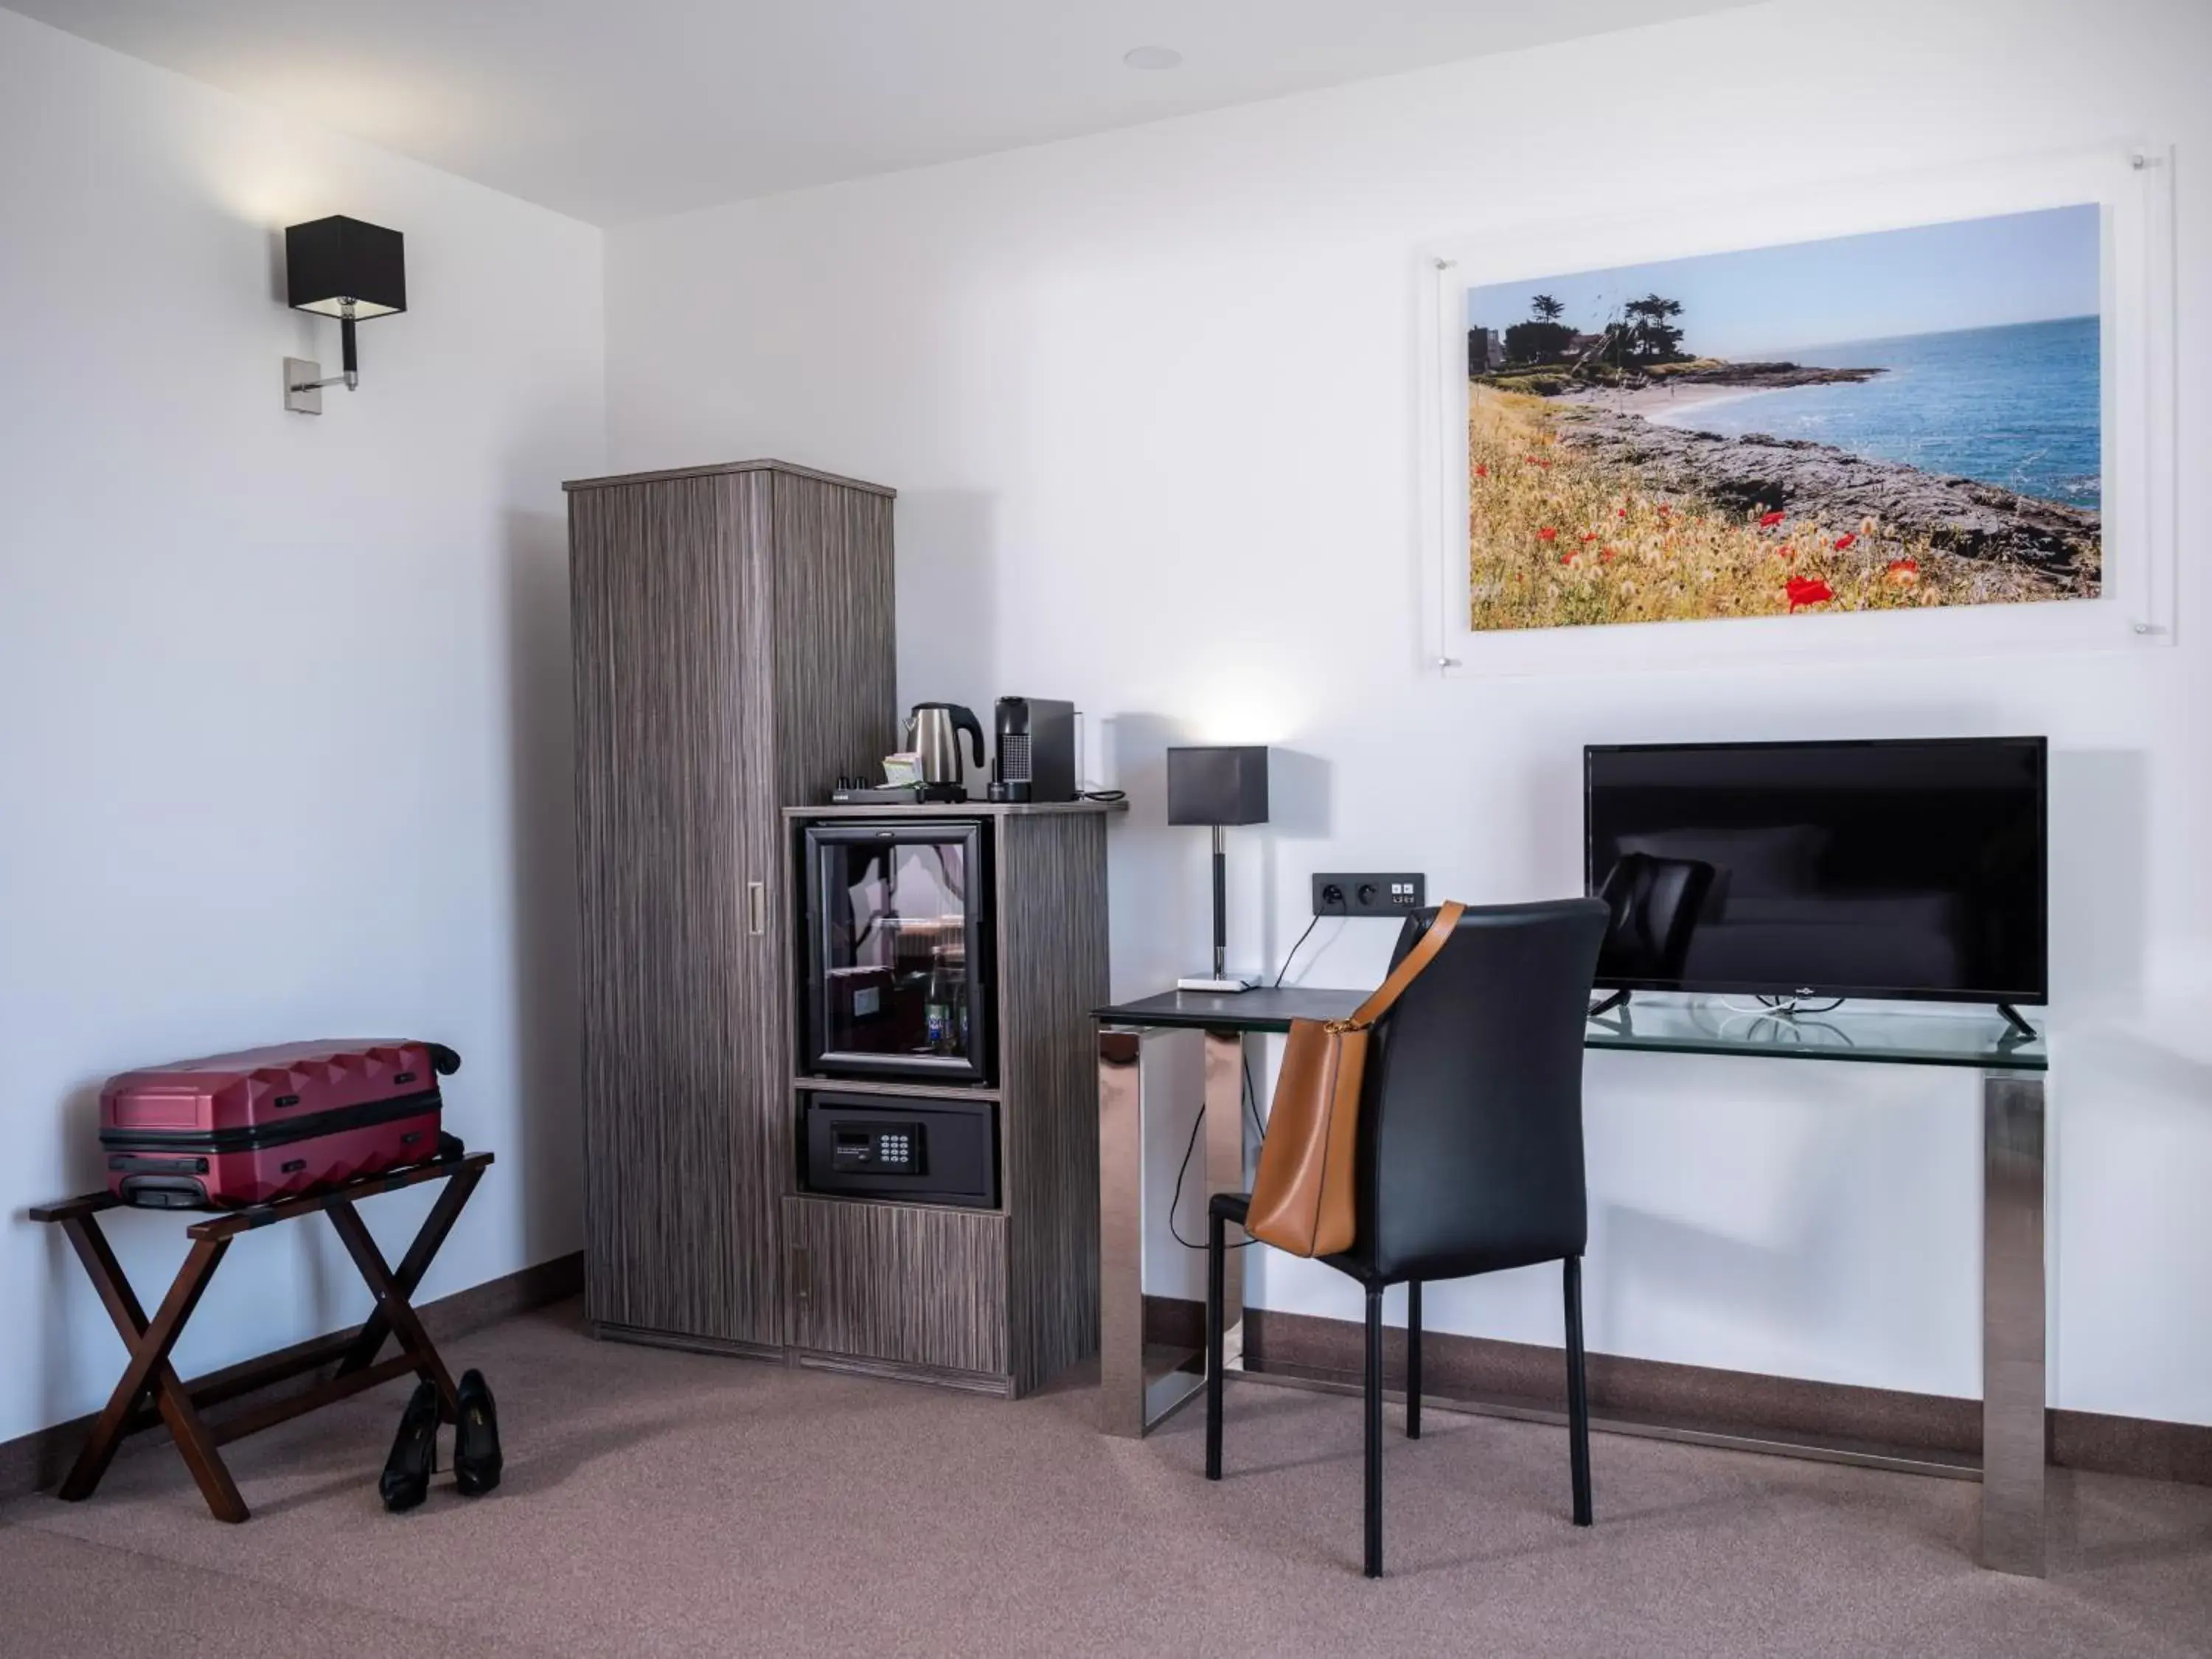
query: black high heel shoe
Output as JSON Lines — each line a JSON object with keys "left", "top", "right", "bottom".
{"left": 380, "top": 1380, "right": 440, "bottom": 1513}
{"left": 452, "top": 1369, "right": 502, "bottom": 1497}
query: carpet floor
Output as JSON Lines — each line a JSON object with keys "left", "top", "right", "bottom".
{"left": 4, "top": 1301, "right": 2209, "bottom": 1658}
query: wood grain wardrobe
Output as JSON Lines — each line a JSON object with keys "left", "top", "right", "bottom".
{"left": 565, "top": 459, "right": 897, "bottom": 1357}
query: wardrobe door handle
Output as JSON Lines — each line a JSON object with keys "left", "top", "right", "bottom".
{"left": 748, "top": 880, "right": 766, "bottom": 936}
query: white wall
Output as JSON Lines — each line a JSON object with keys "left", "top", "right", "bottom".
{"left": 0, "top": 13, "right": 602, "bottom": 1444}
{"left": 607, "top": 0, "right": 2212, "bottom": 1425}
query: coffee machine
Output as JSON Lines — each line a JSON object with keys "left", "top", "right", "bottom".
{"left": 990, "top": 698, "right": 1076, "bottom": 802}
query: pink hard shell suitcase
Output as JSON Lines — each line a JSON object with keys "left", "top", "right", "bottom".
{"left": 99, "top": 1039, "right": 459, "bottom": 1208}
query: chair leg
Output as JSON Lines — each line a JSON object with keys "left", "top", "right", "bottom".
{"left": 1405, "top": 1281, "right": 1422, "bottom": 1440}
{"left": 1205, "top": 1206, "right": 1225, "bottom": 1481}
{"left": 1364, "top": 1285, "right": 1385, "bottom": 1577}
{"left": 1565, "top": 1256, "right": 1593, "bottom": 1527}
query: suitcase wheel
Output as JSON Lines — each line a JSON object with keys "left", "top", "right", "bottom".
{"left": 119, "top": 1175, "right": 210, "bottom": 1210}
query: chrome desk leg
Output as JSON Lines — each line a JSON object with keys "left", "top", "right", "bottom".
{"left": 1098, "top": 1026, "right": 1208, "bottom": 1437}
{"left": 1981, "top": 1072, "right": 2047, "bottom": 1576}
{"left": 1203, "top": 1029, "right": 1248, "bottom": 1374}
{"left": 1099, "top": 1026, "right": 1149, "bottom": 1438}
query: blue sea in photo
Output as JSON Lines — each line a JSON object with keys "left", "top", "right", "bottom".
{"left": 1649, "top": 315, "right": 2101, "bottom": 512}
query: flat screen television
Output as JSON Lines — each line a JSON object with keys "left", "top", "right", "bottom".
{"left": 1584, "top": 737, "right": 2047, "bottom": 1006}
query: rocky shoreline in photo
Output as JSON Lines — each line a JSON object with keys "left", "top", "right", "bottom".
{"left": 1644, "top": 361, "right": 1885, "bottom": 390}
{"left": 1551, "top": 405, "right": 2101, "bottom": 590}
{"left": 1475, "top": 358, "right": 1884, "bottom": 397}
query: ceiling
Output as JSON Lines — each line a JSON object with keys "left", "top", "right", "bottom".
{"left": 10, "top": 0, "right": 1756, "bottom": 224}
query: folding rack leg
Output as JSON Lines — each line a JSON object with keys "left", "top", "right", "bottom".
{"left": 324, "top": 1199, "right": 461, "bottom": 1416}
{"left": 330, "top": 1164, "right": 483, "bottom": 1380}
{"left": 57, "top": 1219, "right": 246, "bottom": 1523}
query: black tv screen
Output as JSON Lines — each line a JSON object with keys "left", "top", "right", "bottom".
{"left": 1584, "top": 737, "right": 2047, "bottom": 1004}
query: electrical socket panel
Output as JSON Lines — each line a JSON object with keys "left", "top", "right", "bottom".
{"left": 1310, "top": 873, "right": 1427, "bottom": 918}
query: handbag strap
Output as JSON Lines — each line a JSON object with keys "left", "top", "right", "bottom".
{"left": 1342, "top": 901, "right": 1467, "bottom": 1029}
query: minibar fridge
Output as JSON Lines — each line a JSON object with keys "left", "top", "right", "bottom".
{"left": 801, "top": 821, "right": 992, "bottom": 1084}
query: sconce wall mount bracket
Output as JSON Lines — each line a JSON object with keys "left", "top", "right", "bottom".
{"left": 284, "top": 358, "right": 325, "bottom": 415}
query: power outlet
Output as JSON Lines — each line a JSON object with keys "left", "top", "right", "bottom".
{"left": 1312, "top": 872, "right": 1427, "bottom": 918}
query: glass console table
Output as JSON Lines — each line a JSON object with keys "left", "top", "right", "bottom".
{"left": 1093, "top": 989, "right": 2049, "bottom": 1576}
{"left": 1583, "top": 995, "right": 2045, "bottom": 1069}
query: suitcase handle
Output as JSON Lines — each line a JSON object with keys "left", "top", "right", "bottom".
{"left": 428, "top": 1043, "right": 462, "bottom": 1077}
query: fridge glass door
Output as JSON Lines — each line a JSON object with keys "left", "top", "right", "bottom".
{"left": 811, "top": 826, "right": 987, "bottom": 1078}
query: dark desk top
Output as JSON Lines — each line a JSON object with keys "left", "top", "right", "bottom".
{"left": 1096, "top": 987, "right": 1365, "bottom": 1034}
{"left": 1096, "top": 990, "right": 2046, "bottom": 1071}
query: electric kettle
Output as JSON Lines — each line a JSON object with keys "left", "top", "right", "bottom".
{"left": 904, "top": 703, "right": 987, "bottom": 799}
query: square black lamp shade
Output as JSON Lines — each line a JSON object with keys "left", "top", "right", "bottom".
{"left": 286, "top": 217, "right": 406, "bottom": 319}
{"left": 285, "top": 216, "right": 405, "bottom": 406}
{"left": 1167, "top": 746, "right": 1270, "bottom": 991}
{"left": 1167, "top": 745, "right": 1270, "bottom": 827}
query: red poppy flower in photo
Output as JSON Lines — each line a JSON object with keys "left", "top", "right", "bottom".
{"left": 1559, "top": 552, "right": 1573, "bottom": 565}
{"left": 1601, "top": 547, "right": 1618, "bottom": 562}
{"left": 1475, "top": 464, "right": 1489, "bottom": 478}
{"left": 1658, "top": 504, "right": 1672, "bottom": 517}
{"left": 1538, "top": 526, "right": 1558, "bottom": 542}
{"left": 1618, "top": 507, "right": 1630, "bottom": 518}
{"left": 1785, "top": 576, "right": 1834, "bottom": 611}
{"left": 1760, "top": 509, "right": 1787, "bottom": 528}
{"left": 1581, "top": 530, "right": 1597, "bottom": 543}
{"left": 1888, "top": 557, "right": 1918, "bottom": 573}
{"left": 1834, "top": 532, "right": 1857, "bottom": 551}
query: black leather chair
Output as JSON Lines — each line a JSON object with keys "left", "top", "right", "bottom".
{"left": 1205, "top": 897, "right": 1610, "bottom": 1578}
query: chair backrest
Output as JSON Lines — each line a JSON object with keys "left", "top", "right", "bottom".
{"left": 1343, "top": 898, "right": 1609, "bottom": 1284}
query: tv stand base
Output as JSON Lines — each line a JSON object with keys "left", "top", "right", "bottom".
{"left": 1995, "top": 1002, "right": 2038, "bottom": 1040}
{"left": 1588, "top": 988, "right": 1630, "bottom": 1019}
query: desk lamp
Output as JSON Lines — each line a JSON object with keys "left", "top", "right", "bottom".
{"left": 1168, "top": 745, "right": 1269, "bottom": 992}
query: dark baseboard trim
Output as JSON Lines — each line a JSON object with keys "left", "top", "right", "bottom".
{"left": 0, "top": 1250, "right": 584, "bottom": 1501}
{"left": 1144, "top": 1294, "right": 2212, "bottom": 1489}
{"left": 2051, "top": 1407, "right": 2212, "bottom": 1488}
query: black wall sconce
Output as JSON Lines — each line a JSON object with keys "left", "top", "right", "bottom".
{"left": 283, "top": 215, "right": 406, "bottom": 414}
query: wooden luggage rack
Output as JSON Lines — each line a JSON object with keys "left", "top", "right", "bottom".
{"left": 29, "top": 1150, "right": 492, "bottom": 1522}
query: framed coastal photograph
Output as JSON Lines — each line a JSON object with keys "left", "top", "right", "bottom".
{"left": 1466, "top": 206, "right": 2099, "bottom": 630}
{"left": 1419, "top": 145, "right": 2177, "bottom": 675}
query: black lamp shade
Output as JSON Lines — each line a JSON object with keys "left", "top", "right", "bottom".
{"left": 285, "top": 217, "right": 406, "bottom": 320}
{"left": 1167, "top": 746, "right": 1270, "bottom": 826}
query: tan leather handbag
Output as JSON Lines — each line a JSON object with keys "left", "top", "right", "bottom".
{"left": 1243, "top": 902, "right": 1467, "bottom": 1257}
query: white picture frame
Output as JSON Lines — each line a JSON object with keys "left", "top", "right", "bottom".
{"left": 1415, "top": 142, "right": 2178, "bottom": 678}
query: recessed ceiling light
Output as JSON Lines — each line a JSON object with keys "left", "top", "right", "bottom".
{"left": 1123, "top": 45, "right": 1183, "bottom": 70}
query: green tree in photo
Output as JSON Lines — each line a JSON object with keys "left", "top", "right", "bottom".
{"left": 1622, "top": 293, "right": 1687, "bottom": 364}
{"left": 1505, "top": 293, "right": 1576, "bottom": 366}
